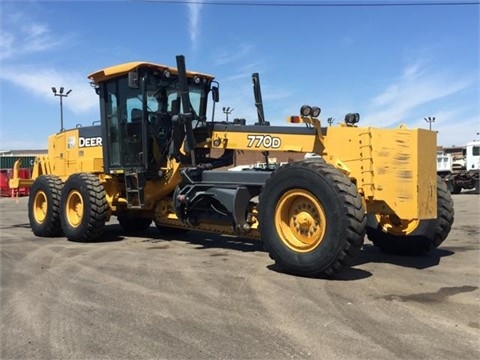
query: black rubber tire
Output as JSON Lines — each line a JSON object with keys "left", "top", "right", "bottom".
{"left": 118, "top": 216, "right": 152, "bottom": 233}
{"left": 258, "top": 160, "right": 366, "bottom": 277}
{"left": 451, "top": 184, "right": 462, "bottom": 195}
{"left": 28, "top": 175, "right": 64, "bottom": 237}
{"left": 60, "top": 173, "right": 108, "bottom": 242}
{"left": 366, "top": 176, "right": 454, "bottom": 255}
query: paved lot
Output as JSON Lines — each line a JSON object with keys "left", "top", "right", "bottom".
{"left": 1, "top": 193, "right": 479, "bottom": 360}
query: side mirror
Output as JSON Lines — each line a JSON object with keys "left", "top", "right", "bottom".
{"left": 128, "top": 71, "right": 139, "bottom": 88}
{"left": 211, "top": 85, "right": 219, "bottom": 102}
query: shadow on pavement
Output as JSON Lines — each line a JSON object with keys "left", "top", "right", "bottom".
{"left": 72, "top": 224, "right": 456, "bottom": 278}
{"left": 143, "top": 229, "right": 264, "bottom": 253}
{"left": 64, "top": 224, "right": 125, "bottom": 243}
{"left": 267, "top": 263, "right": 373, "bottom": 281}
{"left": 355, "top": 244, "right": 455, "bottom": 270}
{"left": 1, "top": 223, "right": 32, "bottom": 229}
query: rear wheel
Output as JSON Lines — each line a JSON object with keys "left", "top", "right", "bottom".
{"left": 258, "top": 161, "right": 366, "bottom": 277}
{"left": 118, "top": 216, "right": 152, "bottom": 233}
{"left": 60, "top": 173, "right": 108, "bottom": 242}
{"left": 28, "top": 175, "right": 64, "bottom": 237}
{"left": 366, "top": 176, "right": 454, "bottom": 254}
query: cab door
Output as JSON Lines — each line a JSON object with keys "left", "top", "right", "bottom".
{"left": 102, "top": 77, "right": 145, "bottom": 172}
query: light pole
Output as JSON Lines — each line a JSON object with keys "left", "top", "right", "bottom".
{"left": 222, "top": 106, "right": 234, "bottom": 122}
{"left": 327, "top": 117, "right": 335, "bottom": 126}
{"left": 424, "top": 116, "right": 435, "bottom": 131}
{"left": 52, "top": 87, "right": 72, "bottom": 131}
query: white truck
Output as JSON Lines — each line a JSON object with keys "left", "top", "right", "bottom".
{"left": 437, "top": 140, "right": 480, "bottom": 194}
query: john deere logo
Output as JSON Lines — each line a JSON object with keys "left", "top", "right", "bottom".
{"left": 67, "top": 137, "right": 76, "bottom": 149}
{"left": 79, "top": 136, "right": 103, "bottom": 147}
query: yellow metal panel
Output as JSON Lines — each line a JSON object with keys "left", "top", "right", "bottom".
{"left": 322, "top": 125, "right": 366, "bottom": 187}
{"left": 48, "top": 132, "right": 66, "bottom": 177}
{"left": 45, "top": 129, "right": 105, "bottom": 177}
{"left": 370, "top": 127, "right": 437, "bottom": 219}
{"left": 142, "top": 159, "right": 184, "bottom": 209}
{"left": 62, "top": 129, "right": 78, "bottom": 176}
{"left": 414, "top": 129, "right": 437, "bottom": 218}
{"left": 208, "top": 129, "right": 323, "bottom": 153}
{"left": 323, "top": 125, "right": 437, "bottom": 220}
{"left": 77, "top": 157, "right": 103, "bottom": 173}
{"left": 76, "top": 143, "right": 103, "bottom": 173}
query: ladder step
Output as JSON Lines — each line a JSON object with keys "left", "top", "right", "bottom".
{"left": 124, "top": 172, "right": 145, "bottom": 208}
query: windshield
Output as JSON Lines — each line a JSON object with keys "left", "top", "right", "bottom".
{"left": 143, "top": 72, "right": 207, "bottom": 119}
{"left": 123, "top": 85, "right": 204, "bottom": 119}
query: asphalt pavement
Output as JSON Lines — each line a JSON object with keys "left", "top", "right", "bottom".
{"left": 1, "top": 193, "right": 479, "bottom": 359}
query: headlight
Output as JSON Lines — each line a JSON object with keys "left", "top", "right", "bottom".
{"left": 311, "top": 106, "right": 321, "bottom": 118}
{"left": 344, "top": 113, "right": 360, "bottom": 125}
{"left": 300, "top": 105, "right": 312, "bottom": 117}
{"left": 193, "top": 76, "right": 202, "bottom": 85}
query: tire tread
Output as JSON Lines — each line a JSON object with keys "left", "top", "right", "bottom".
{"left": 61, "top": 173, "right": 108, "bottom": 242}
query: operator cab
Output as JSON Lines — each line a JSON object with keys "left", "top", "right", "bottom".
{"left": 88, "top": 62, "right": 215, "bottom": 175}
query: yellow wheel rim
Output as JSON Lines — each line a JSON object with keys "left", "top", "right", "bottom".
{"left": 33, "top": 190, "right": 48, "bottom": 224}
{"left": 66, "top": 190, "right": 83, "bottom": 228}
{"left": 274, "top": 189, "right": 327, "bottom": 252}
{"left": 375, "top": 214, "right": 420, "bottom": 236}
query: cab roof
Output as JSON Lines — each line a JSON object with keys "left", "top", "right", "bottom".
{"left": 88, "top": 61, "right": 215, "bottom": 83}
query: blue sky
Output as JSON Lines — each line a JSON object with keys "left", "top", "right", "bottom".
{"left": 0, "top": 0, "right": 479, "bottom": 150}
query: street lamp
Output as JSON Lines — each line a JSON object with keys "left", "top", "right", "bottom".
{"left": 52, "top": 87, "right": 72, "bottom": 131}
{"left": 424, "top": 116, "right": 435, "bottom": 131}
{"left": 222, "top": 106, "right": 234, "bottom": 122}
{"left": 327, "top": 117, "right": 335, "bottom": 127}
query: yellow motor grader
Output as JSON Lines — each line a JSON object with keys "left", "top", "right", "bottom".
{"left": 10, "top": 55, "right": 454, "bottom": 277}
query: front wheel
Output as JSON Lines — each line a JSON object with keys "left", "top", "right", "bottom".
{"left": 60, "top": 173, "right": 108, "bottom": 242}
{"left": 258, "top": 161, "right": 366, "bottom": 277}
{"left": 366, "top": 176, "right": 454, "bottom": 254}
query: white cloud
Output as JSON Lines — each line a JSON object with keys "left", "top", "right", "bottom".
{"left": 188, "top": 1, "right": 203, "bottom": 50}
{"left": 0, "top": 66, "right": 98, "bottom": 115}
{"left": 0, "top": 13, "right": 63, "bottom": 60}
{"left": 24, "top": 23, "right": 48, "bottom": 38}
{"left": 213, "top": 43, "right": 255, "bottom": 67}
{"left": 0, "top": 32, "right": 15, "bottom": 60}
{"left": 222, "top": 61, "right": 265, "bottom": 82}
{"left": 401, "top": 58, "right": 429, "bottom": 80}
{"left": 364, "top": 61, "right": 475, "bottom": 128}
{"left": 0, "top": 7, "right": 95, "bottom": 115}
